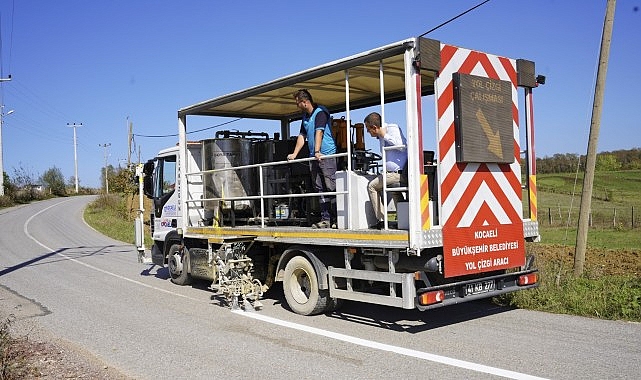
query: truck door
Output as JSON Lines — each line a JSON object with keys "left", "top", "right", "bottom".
{"left": 152, "top": 155, "right": 177, "bottom": 218}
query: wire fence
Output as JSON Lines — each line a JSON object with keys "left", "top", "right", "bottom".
{"left": 539, "top": 205, "right": 639, "bottom": 229}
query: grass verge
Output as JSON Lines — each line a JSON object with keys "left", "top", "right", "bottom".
{"left": 497, "top": 245, "right": 641, "bottom": 321}
{"left": 84, "top": 193, "right": 150, "bottom": 246}
{"left": 1, "top": 316, "right": 35, "bottom": 380}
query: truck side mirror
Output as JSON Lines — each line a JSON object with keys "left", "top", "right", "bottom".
{"left": 142, "top": 160, "right": 155, "bottom": 198}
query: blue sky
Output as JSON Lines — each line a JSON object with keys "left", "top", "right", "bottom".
{"left": 0, "top": 0, "right": 638, "bottom": 188}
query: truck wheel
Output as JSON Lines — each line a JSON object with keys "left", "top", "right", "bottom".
{"left": 283, "top": 256, "right": 329, "bottom": 315}
{"left": 168, "top": 244, "right": 192, "bottom": 285}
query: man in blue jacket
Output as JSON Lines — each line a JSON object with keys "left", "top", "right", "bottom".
{"left": 287, "top": 89, "right": 337, "bottom": 228}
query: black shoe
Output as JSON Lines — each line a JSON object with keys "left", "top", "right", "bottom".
{"left": 312, "top": 220, "right": 331, "bottom": 229}
{"left": 369, "top": 221, "right": 383, "bottom": 230}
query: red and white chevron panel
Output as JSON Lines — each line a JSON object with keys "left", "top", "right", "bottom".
{"left": 436, "top": 44, "right": 525, "bottom": 278}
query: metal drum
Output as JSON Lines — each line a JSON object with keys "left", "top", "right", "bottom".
{"left": 258, "top": 139, "right": 292, "bottom": 219}
{"left": 202, "top": 138, "right": 256, "bottom": 217}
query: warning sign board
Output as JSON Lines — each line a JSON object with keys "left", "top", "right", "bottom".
{"left": 453, "top": 73, "right": 514, "bottom": 164}
{"left": 443, "top": 223, "right": 525, "bottom": 277}
{"left": 436, "top": 44, "right": 526, "bottom": 278}
{"left": 440, "top": 166, "right": 526, "bottom": 277}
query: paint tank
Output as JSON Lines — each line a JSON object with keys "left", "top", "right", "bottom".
{"left": 202, "top": 138, "right": 255, "bottom": 215}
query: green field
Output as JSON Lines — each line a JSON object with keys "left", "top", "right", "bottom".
{"left": 533, "top": 170, "right": 640, "bottom": 249}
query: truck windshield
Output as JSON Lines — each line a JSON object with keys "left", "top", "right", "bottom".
{"left": 154, "top": 156, "right": 177, "bottom": 198}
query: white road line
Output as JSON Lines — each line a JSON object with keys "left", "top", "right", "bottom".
{"left": 25, "top": 199, "right": 549, "bottom": 380}
{"left": 233, "top": 310, "right": 548, "bottom": 380}
{"left": 23, "top": 199, "right": 203, "bottom": 303}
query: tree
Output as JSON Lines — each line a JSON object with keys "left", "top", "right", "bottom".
{"left": 595, "top": 154, "right": 622, "bottom": 171}
{"left": 537, "top": 153, "right": 581, "bottom": 174}
{"left": 2, "top": 171, "right": 16, "bottom": 198}
{"left": 67, "top": 176, "right": 79, "bottom": 189}
{"left": 12, "top": 164, "right": 36, "bottom": 188}
{"left": 41, "top": 166, "right": 67, "bottom": 196}
{"left": 11, "top": 164, "right": 39, "bottom": 202}
{"left": 99, "top": 164, "right": 116, "bottom": 193}
{"left": 106, "top": 165, "right": 136, "bottom": 194}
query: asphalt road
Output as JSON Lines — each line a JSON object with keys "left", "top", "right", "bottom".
{"left": 1, "top": 196, "right": 639, "bottom": 379}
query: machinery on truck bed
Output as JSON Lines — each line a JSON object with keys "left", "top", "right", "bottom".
{"left": 135, "top": 36, "right": 543, "bottom": 315}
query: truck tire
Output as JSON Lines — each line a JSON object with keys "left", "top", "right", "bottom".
{"left": 168, "top": 244, "right": 192, "bottom": 285}
{"left": 283, "top": 256, "right": 329, "bottom": 316}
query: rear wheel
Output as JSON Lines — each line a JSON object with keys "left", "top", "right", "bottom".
{"left": 168, "top": 244, "right": 192, "bottom": 285}
{"left": 283, "top": 256, "right": 329, "bottom": 315}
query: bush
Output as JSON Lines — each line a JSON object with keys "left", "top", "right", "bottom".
{"left": 0, "top": 195, "right": 13, "bottom": 208}
{"left": 0, "top": 315, "right": 33, "bottom": 379}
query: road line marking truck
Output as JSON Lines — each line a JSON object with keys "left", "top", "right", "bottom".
{"left": 136, "top": 36, "right": 543, "bottom": 315}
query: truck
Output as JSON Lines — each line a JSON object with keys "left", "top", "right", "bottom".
{"left": 135, "top": 36, "right": 543, "bottom": 315}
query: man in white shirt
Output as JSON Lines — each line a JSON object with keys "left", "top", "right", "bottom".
{"left": 364, "top": 112, "right": 408, "bottom": 229}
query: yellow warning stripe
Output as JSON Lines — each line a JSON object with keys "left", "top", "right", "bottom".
{"left": 420, "top": 174, "right": 431, "bottom": 230}
{"left": 529, "top": 175, "right": 537, "bottom": 221}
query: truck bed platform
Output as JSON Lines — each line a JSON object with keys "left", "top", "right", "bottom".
{"left": 185, "top": 225, "right": 409, "bottom": 248}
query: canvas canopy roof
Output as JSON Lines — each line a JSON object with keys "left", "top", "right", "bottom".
{"left": 178, "top": 38, "right": 437, "bottom": 122}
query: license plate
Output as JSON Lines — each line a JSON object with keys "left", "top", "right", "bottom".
{"left": 465, "top": 280, "right": 495, "bottom": 296}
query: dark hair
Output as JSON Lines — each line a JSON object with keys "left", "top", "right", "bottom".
{"left": 293, "top": 89, "right": 313, "bottom": 103}
{"left": 364, "top": 112, "right": 381, "bottom": 128}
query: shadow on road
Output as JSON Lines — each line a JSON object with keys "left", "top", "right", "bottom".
{"left": 133, "top": 268, "right": 514, "bottom": 333}
{"left": 140, "top": 265, "right": 170, "bottom": 280}
{"left": 0, "top": 244, "right": 135, "bottom": 278}
{"left": 324, "top": 299, "right": 515, "bottom": 333}
{"left": 0, "top": 249, "right": 66, "bottom": 277}
{"left": 260, "top": 283, "right": 514, "bottom": 333}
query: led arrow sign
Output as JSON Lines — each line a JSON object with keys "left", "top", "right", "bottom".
{"left": 453, "top": 73, "right": 514, "bottom": 164}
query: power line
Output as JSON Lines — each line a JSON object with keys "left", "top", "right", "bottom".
{"left": 419, "top": 0, "right": 491, "bottom": 37}
{"left": 133, "top": 117, "right": 242, "bottom": 138}
{"left": 1, "top": 107, "right": 70, "bottom": 145}
{"left": 6, "top": 81, "right": 73, "bottom": 122}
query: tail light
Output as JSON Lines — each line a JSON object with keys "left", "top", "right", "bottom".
{"left": 518, "top": 273, "right": 538, "bottom": 286}
{"left": 418, "top": 290, "right": 445, "bottom": 306}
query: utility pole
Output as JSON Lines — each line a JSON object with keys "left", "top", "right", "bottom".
{"left": 0, "top": 75, "right": 12, "bottom": 197}
{"left": 574, "top": 0, "right": 616, "bottom": 276}
{"left": 0, "top": 106, "right": 14, "bottom": 197}
{"left": 99, "top": 143, "right": 111, "bottom": 194}
{"left": 127, "top": 117, "right": 133, "bottom": 166}
{"left": 67, "top": 123, "right": 83, "bottom": 193}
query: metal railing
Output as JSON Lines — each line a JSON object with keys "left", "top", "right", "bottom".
{"left": 184, "top": 152, "right": 349, "bottom": 228}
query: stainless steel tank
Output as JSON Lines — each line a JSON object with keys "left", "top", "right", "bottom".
{"left": 202, "top": 138, "right": 256, "bottom": 217}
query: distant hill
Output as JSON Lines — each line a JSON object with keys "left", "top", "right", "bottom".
{"left": 536, "top": 148, "right": 641, "bottom": 174}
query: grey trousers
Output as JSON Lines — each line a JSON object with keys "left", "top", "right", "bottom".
{"left": 367, "top": 172, "right": 403, "bottom": 221}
